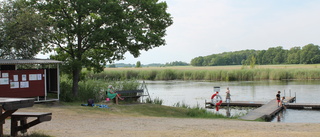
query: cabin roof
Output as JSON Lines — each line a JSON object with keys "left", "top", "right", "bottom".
{"left": 0, "top": 59, "right": 62, "bottom": 65}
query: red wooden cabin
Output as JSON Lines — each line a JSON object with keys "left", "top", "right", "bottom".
{"left": 0, "top": 59, "right": 62, "bottom": 102}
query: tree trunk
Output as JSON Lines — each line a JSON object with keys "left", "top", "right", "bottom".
{"left": 72, "top": 68, "right": 81, "bottom": 97}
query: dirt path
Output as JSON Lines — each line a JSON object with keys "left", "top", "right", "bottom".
{"left": 4, "top": 104, "right": 320, "bottom": 137}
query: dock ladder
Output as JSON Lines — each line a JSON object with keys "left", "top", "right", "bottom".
{"left": 139, "top": 81, "right": 151, "bottom": 101}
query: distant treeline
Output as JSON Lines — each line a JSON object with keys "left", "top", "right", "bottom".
{"left": 191, "top": 43, "right": 320, "bottom": 66}
{"left": 110, "top": 61, "right": 189, "bottom": 68}
{"left": 108, "top": 63, "right": 164, "bottom": 68}
{"left": 165, "top": 61, "right": 189, "bottom": 66}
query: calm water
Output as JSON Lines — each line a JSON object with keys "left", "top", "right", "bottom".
{"left": 142, "top": 80, "right": 320, "bottom": 123}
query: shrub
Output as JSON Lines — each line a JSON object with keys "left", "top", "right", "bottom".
{"left": 59, "top": 75, "right": 140, "bottom": 102}
{"left": 146, "top": 97, "right": 163, "bottom": 105}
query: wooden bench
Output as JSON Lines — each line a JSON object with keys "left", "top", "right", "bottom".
{"left": 11, "top": 112, "right": 52, "bottom": 136}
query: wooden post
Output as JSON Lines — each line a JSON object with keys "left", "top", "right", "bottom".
{"left": 0, "top": 106, "right": 3, "bottom": 137}
{"left": 20, "top": 117, "right": 27, "bottom": 133}
{"left": 11, "top": 116, "right": 18, "bottom": 136}
{"left": 295, "top": 92, "right": 297, "bottom": 103}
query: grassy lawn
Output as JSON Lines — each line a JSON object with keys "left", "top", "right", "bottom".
{"left": 55, "top": 102, "right": 228, "bottom": 119}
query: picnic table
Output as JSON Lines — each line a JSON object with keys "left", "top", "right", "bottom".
{"left": 0, "top": 97, "right": 51, "bottom": 136}
{"left": 0, "top": 97, "right": 34, "bottom": 136}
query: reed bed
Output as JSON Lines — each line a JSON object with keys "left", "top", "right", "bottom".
{"left": 96, "top": 64, "right": 320, "bottom": 81}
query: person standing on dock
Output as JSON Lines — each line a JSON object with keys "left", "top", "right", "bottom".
{"left": 226, "top": 87, "right": 231, "bottom": 104}
{"left": 281, "top": 97, "right": 287, "bottom": 109}
{"left": 276, "top": 91, "right": 281, "bottom": 107}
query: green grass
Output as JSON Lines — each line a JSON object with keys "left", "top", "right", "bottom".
{"left": 59, "top": 101, "right": 229, "bottom": 119}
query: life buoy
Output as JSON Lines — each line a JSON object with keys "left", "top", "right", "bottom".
{"left": 211, "top": 92, "right": 223, "bottom": 111}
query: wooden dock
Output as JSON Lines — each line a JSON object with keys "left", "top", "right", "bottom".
{"left": 239, "top": 97, "right": 295, "bottom": 121}
{"left": 205, "top": 101, "right": 266, "bottom": 108}
{"left": 285, "top": 103, "right": 320, "bottom": 109}
{"left": 206, "top": 96, "right": 320, "bottom": 121}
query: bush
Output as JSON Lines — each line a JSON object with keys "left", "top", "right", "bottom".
{"left": 59, "top": 75, "right": 141, "bottom": 102}
{"left": 146, "top": 97, "right": 163, "bottom": 105}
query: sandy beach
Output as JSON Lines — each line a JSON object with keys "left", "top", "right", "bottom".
{"left": 3, "top": 104, "right": 320, "bottom": 137}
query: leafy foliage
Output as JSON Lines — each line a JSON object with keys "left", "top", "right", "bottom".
{"left": 165, "top": 61, "right": 189, "bottom": 66}
{"left": 30, "top": 0, "right": 172, "bottom": 96}
{"left": 191, "top": 44, "right": 320, "bottom": 66}
{"left": 59, "top": 74, "right": 141, "bottom": 102}
{"left": 0, "top": 0, "right": 50, "bottom": 59}
{"left": 136, "top": 61, "right": 141, "bottom": 68}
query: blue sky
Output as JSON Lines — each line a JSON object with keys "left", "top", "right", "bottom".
{"left": 113, "top": 0, "right": 320, "bottom": 64}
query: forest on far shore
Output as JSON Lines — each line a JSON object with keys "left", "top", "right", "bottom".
{"left": 191, "top": 43, "right": 320, "bottom": 66}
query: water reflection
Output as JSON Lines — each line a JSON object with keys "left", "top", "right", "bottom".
{"left": 226, "top": 106, "right": 231, "bottom": 117}
{"left": 276, "top": 109, "right": 286, "bottom": 122}
{"left": 271, "top": 109, "right": 320, "bottom": 123}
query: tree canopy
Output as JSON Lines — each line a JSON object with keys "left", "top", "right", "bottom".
{"left": 191, "top": 44, "right": 320, "bottom": 66}
{"left": 0, "top": 0, "right": 50, "bottom": 59}
{"left": 30, "top": 0, "right": 173, "bottom": 96}
{"left": 165, "top": 61, "right": 189, "bottom": 66}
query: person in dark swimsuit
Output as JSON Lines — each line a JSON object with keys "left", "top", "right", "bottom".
{"left": 276, "top": 91, "right": 281, "bottom": 107}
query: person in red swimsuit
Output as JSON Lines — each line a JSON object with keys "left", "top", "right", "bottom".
{"left": 276, "top": 91, "right": 281, "bottom": 107}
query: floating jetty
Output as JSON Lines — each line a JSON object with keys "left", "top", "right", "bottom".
{"left": 206, "top": 96, "right": 320, "bottom": 121}
{"left": 285, "top": 103, "right": 320, "bottom": 109}
{"left": 206, "top": 97, "right": 297, "bottom": 121}
{"left": 206, "top": 101, "right": 266, "bottom": 108}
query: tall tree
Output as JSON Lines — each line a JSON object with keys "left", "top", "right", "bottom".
{"left": 191, "top": 56, "right": 204, "bottom": 66}
{"left": 300, "top": 44, "right": 320, "bottom": 64}
{"left": 272, "top": 46, "right": 286, "bottom": 64}
{"left": 287, "top": 47, "right": 301, "bottom": 64}
{"left": 249, "top": 55, "right": 256, "bottom": 69}
{"left": 0, "top": 0, "right": 50, "bottom": 59}
{"left": 33, "top": 0, "right": 173, "bottom": 96}
{"left": 262, "top": 46, "right": 285, "bottom": 64}
{"left": 136, "top": 61, "right": 141, "bottom": 68}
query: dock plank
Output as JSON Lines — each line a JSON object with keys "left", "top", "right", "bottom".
{"left": 206, "top": 101, "right": 266, "bottom": 108}
{"left": 240, "top": 99, "right": 280, "bottom": 121}
{"left": 239, "top": 97, "right": 295, "bottom": 121}
{"left": 286, "top": 103, "right": 320, "bottom": 109}
{"left": 221, "top": 101, "right": 266, "bottom": 107}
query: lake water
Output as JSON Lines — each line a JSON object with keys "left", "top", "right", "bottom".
{"left": 142, "top": 80, "right": 320, "bottom": 123}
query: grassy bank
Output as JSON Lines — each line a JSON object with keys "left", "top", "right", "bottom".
{"left": 48, "top": 102, "right": 229, "bottom": 119}
{"left": 90, "top": 64, "right": 320, "bottom": 81}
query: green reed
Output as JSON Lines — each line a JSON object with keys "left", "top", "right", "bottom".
{"left": 96, "top": 67, "right": 320, "bottom": 81}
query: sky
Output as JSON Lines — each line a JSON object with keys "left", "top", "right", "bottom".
{"left": 38, "top": 0, "right": 320, "bottom": 65}
{"left": 115, "top": 0, "right": 320, "bottom": 64}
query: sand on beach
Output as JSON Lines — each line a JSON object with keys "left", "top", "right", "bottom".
{"left": 3, "top": 104, "right": 320, "bottom": 137}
